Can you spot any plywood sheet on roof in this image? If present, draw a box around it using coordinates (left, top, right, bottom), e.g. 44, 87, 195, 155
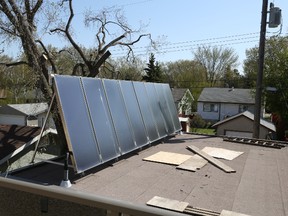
202, 147, 244, 161
176, 154, 208, 172
143, 151, 192, 165
221, 209, 251, 216
147, 196, 189, 212
187, 145, 236, 173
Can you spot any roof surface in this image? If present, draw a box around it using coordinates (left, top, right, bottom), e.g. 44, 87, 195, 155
0, 103, 48, 116
198, 88, 255, 104
11, 133, 288, 216
213, 111, 276, 131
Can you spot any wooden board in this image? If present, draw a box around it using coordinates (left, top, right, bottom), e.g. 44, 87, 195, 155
143, 151, 192, 165
187, 145, 236, 173
176, 154, 208, 172
146, 196, 189, 212
221, 210, 251, 216
202, 147, 244, 161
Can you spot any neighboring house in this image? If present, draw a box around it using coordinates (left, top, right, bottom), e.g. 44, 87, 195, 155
212, 111, 275, 139
171, 88, 194, 116
0, 103, 55, 128
197, 87, 262, 121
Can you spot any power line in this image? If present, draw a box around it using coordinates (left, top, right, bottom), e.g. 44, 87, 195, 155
111, 32, 276, 57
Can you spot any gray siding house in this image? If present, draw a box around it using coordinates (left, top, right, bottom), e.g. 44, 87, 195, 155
197, 87, 262, 121
0, 103, 55, 128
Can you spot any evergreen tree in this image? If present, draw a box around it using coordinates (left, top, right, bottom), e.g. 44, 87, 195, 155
143, 53, 163, 82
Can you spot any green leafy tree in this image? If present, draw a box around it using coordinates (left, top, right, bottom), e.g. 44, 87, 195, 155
163, 60, 207, 111
223, 67, 244, 88
243, 47, 259, 88
243, 36, 288, 140
143, 53, 163, 82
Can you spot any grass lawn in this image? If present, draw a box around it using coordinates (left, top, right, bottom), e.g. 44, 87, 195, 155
190, 128, 216, 135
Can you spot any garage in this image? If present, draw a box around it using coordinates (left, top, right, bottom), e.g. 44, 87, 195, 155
212, 111, 275, 139
225, 130, 253, 138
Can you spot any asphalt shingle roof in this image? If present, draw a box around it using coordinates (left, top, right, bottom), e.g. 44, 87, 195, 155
0, 103, 48, 116
198, 88, 255, 104
11, 134, 288, 216
171, 88, 188, 103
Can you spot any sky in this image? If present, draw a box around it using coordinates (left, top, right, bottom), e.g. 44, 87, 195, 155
6, 0, 288, 74
68, 0, 288, 73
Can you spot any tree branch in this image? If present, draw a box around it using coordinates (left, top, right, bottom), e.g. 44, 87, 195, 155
0, 61, 29, 67
36, 39, 58, 74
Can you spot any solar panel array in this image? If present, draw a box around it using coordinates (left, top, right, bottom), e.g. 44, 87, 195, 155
54, 75, 181, 173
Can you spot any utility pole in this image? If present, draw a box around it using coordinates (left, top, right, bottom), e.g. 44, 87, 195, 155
253, 1, 282, 138
253, 0, 268, 138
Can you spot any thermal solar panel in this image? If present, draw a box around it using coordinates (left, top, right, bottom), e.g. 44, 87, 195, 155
54, 75, 101, 173
119, 81, 149, 147
102, 79, 137, 154
144, 83, 167, 138
133, 81, 160, 142
81, 77, 120, 162
154, 84, 176, 134
54, 75, 181, 173
162, 84, 182, 131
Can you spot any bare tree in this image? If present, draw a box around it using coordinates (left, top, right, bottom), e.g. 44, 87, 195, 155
194, 46, 239, 86
0, 0, 155, 149
50, 0, 153, 77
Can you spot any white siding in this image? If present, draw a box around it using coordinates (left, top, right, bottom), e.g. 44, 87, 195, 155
198, 102, 256, 121
219, 104, 240, 120
0, 114, 26, 126
197, 102, 220, 121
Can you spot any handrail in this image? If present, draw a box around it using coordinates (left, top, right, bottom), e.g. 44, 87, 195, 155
0, 177, 186, 216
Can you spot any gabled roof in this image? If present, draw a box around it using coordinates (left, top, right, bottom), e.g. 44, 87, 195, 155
0, 103, 48, 116
171, 88, 193, 103
213, 111, 276, 131
198, 88, 255, 104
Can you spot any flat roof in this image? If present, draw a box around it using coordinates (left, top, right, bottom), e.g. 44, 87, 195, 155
10, 134, 288, 216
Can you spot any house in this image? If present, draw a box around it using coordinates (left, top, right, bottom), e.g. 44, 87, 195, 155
197, 87, 262, 121
0, 103, 55, 128
212, 111, 276, 139
171, 88, 194, 116
171, 88, 194, 132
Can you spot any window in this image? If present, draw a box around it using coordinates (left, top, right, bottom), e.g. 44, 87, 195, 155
203, 103, 218, 112
239, 104, 248, 113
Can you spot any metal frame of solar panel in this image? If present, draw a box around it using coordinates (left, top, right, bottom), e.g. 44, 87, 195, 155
54, 75, 181, 173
